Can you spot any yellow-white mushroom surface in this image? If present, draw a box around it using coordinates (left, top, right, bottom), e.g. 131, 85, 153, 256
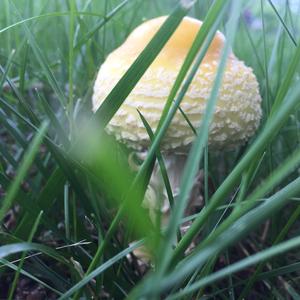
92, 16, 262, 152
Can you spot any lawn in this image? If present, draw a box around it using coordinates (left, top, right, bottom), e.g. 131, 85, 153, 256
1, 0, 300, 299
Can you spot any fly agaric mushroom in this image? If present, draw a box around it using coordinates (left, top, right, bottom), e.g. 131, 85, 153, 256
92, 16, 262, 221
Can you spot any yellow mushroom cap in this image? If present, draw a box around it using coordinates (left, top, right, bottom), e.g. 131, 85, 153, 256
92, 16, 262, 152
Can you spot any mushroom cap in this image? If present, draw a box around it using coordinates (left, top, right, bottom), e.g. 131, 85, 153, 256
92, 16, 262, 152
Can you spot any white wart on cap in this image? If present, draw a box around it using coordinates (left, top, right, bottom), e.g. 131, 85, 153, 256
92, 16, 262, 152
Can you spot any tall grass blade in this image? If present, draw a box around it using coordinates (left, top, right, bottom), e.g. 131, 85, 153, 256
0, 121, 48, 221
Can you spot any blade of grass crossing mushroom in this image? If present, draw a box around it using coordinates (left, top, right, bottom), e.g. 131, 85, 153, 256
129, 1, 228, 230
138, 110, 180, 241
156, 0, 230, 132
157, 0, 243, 276
130, 2, 243, 298
0, 121, 48, 222
172, 81, 300, 264
8, 211, 43, 300
178, 106, 197, 135
138, 110, 175, 209
130, 5, 226, 211
93, 1, 194, 129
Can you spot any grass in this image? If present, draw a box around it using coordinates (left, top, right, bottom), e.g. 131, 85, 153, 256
0, 0, 300, 299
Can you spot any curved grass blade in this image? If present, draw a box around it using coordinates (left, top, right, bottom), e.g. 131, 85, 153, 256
173, 82, 300, 262
168, 235, 300, 299
0, 258, 63, 296
198, 145, 300, 253
74, 0, 130, 50
137, 110, 175, 210
58, 240, 144, 300
238, 205, 300, 298
0, 11, 110, 35
132, 0, 228, 192
138, 110, 179, 241
0, 242, 68, 265
160, 175, 300, 295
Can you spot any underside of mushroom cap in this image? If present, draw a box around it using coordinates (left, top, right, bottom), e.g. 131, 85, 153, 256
92, 16, 262, 153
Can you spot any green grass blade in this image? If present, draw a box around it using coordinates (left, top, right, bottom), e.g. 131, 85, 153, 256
8, 211, 43, 300
160, 175, 300, 294
93, 1, 193, 129
67, 0, 75, 128
0, 121, 48, 221
157, 0, 229, 131
138, 110, 179, 241
74, 0, 130, 50
38, 92, 70, 148
8, 1, 68, 108
268, 0, 297, 46
199, 146, 300, 252
173, 83, 300, 261
168, 235, 300, 299
162, 0, 242, 271
58, 240, 144, 300
133, 0, 228, 192
0, 242, 69, 265
0, 258, 63, 295
138, 110, 175, 211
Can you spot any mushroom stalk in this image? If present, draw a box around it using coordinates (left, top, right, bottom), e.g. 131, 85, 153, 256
141, 153, 203, 224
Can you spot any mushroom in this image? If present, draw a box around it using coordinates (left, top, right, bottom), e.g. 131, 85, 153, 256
92, 16, 262, 225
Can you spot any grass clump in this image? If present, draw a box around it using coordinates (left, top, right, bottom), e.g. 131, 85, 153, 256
1, 0, 300, 299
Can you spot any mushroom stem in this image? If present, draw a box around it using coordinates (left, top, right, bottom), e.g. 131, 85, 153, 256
140, 153, 204, 224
